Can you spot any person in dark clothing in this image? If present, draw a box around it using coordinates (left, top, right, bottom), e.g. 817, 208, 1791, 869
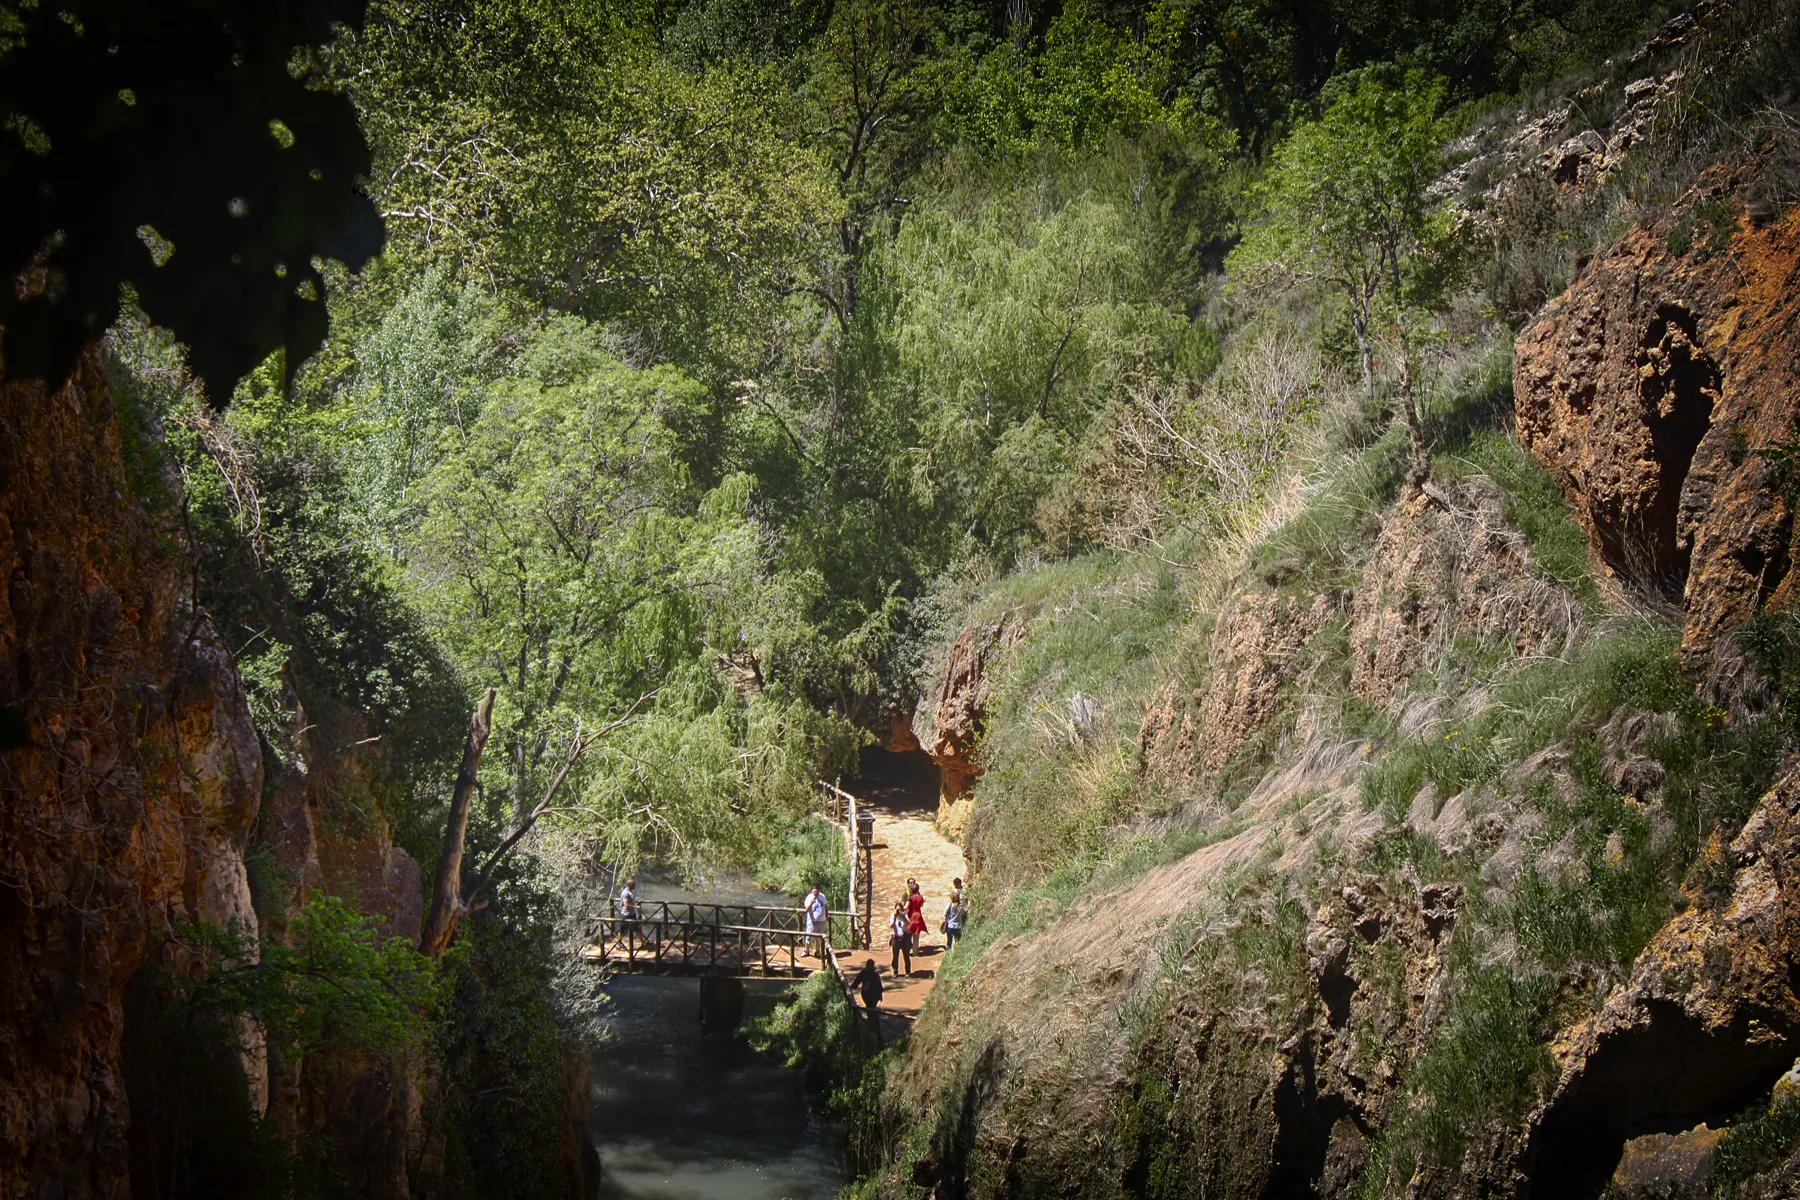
888, 901, 913, 976
853, 958, 884, 1044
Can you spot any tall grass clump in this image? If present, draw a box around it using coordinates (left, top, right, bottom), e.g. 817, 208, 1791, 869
1354, 612, 1789, 1192
949, 549, 1191, 893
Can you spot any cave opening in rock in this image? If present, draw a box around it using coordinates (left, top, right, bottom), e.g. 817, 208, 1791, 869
1525, 999, 1792, 1200
1594, 304, 1719, 600
847, 745, 941, 815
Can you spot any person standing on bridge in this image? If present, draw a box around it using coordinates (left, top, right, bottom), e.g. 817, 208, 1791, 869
619, 878, 641, 946
889, 901, 913, 976
804, 884, 829, 956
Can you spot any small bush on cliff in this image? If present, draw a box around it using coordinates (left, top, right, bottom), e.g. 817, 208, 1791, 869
163, 895, 438, 1061
436, 870, 585, 1200
1711, 1090, 1800, 1199
742, 970, 897, 1176
136, 896, 438, 1197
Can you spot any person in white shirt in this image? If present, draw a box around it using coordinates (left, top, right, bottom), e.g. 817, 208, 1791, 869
889, 901, 912, 976
804, 884, 829, 956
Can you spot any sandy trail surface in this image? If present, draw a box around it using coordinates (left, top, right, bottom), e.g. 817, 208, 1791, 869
831, 749, 967, 1042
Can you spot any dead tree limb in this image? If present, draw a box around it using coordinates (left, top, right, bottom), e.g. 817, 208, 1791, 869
420, 688, 495, 958
463, 689, 656, 906
421, 688, 657, 956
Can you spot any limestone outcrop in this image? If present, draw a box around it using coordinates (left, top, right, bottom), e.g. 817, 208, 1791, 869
913, 614, 1022, 829
1514, 177, 1800, 660
1348, 478, 1577, 705
1140, 589, 1330, 789
1528, 761, 1800, 1196
0, 347, 263, 1198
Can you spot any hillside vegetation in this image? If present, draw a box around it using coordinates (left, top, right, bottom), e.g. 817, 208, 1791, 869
6, 0, 1800, 1195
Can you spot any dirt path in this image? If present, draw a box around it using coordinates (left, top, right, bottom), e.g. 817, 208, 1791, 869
831, 749, 967, 1041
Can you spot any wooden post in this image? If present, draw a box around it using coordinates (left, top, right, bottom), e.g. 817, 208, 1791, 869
846, 785, 857, 953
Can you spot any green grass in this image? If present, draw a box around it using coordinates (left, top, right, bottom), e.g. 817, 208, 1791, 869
1363, 963, 1557, 1194
1711, 1094, 1800, 1198
1252, 420, 1410, 595
1443, 428, 1600, 606
755, 814, 852, 915
954, 546, 1192, 892
1352, 614, 1788, 1194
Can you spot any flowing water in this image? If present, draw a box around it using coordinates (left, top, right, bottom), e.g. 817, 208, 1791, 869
589, 871, 846, 1200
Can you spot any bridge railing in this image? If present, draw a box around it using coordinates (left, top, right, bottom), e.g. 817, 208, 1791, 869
598, 900, 866, 969
595, 913, 850, 976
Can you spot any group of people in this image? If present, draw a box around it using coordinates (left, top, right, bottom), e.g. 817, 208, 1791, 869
618, 872, 969, 1041
883, 876, 966, 975
850, 877, 967, 1041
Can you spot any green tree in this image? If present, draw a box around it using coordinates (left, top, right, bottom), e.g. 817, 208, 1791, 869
882, 184, 1186, 556
339, 2, 839, 372
947, 0, 1201, 157
410, 339, 709, 820
1229, 70, 1451, 480
800, 0, 944, 331
345, 263, 505, 555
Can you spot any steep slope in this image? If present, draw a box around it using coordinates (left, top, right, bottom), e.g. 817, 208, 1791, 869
867, 188, 1800, 1200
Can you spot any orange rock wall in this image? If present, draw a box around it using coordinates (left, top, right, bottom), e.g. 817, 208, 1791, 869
1515, 182, 1800, 659
0, 349, 263, 1197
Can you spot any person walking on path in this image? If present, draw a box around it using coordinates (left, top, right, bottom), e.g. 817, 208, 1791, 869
853, 958, 884, 1044
941, 894, 966, 951
906, 880, 928, 947
803, 884, 829, 957
889, 901, 913, 976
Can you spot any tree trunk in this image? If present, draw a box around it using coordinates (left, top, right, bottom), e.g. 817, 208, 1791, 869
1385, 252, 1429, 490
420, 688, 495, 958
1350, 300, 1376, 405
1400, 339, 1429, 489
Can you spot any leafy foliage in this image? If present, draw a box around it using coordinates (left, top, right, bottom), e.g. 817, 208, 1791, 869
435, 877, 579, 1200
68, 0, 1784, 1193
337, 2, 839, 371
1231, 70, 1454, 416
2, 0, 380, 400
162, 895, 438, 1061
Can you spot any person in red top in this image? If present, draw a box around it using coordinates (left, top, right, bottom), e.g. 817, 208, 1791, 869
905, 880, 928, 943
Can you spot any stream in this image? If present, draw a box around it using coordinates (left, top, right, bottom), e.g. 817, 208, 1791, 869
588, 871, 847, 1200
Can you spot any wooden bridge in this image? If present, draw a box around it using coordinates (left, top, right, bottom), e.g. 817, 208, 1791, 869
581, 899, 866, 978
582, 781, 879, 981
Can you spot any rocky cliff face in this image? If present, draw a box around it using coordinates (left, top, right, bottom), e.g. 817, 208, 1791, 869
891, 190, 1800, 1200
0, 347, 263, 1198
1527, 760, 1800, 1196
1515, 175, 1800, 661
914, 614, 1022, 833
256, 719, 430, 1194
